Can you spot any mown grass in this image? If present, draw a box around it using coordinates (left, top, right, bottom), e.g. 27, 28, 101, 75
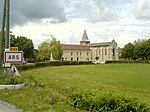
0, 64, 150, 112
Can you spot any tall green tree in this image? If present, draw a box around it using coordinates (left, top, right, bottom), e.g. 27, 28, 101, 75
38, 38, 63, 61
121, 39, 150, 60
10, 35, 34, 59
121, 43, 135, 60
134, 39, 150, 60
37, 40, 51, 60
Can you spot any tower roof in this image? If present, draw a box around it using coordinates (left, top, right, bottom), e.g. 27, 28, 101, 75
81, 30, 89, 42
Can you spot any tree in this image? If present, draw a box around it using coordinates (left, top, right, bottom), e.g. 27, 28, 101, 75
121, 39, 150, 60
121, 43, 135, 60
37, 40, 51, 61
50, 38, 63, 60
37, 38, 63, 61
10, 35, 34, 59
134, 39, 150, 60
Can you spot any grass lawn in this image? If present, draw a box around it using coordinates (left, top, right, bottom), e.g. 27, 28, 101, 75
0, 64, 150, 112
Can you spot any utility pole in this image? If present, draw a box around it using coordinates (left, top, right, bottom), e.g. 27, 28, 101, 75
0, 0, 10, 70
5, 0, 10, 49
0, 0, 7, 69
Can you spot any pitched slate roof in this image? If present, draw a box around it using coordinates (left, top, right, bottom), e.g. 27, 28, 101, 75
90, 40, 117, 47
62, 44, 90, 50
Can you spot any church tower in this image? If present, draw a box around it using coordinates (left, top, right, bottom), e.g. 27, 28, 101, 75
80, 30, 90, 46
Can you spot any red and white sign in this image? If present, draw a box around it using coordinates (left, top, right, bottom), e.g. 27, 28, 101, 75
4, 51, 23, 64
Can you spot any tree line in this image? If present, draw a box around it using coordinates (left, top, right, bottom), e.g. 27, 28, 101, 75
3, 32, 149, 62
11, 35, 62, 62
121, 39, 150, 60
0, 32, 63, 62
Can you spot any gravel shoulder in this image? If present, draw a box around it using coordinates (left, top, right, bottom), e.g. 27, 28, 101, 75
0, 100, 22, 112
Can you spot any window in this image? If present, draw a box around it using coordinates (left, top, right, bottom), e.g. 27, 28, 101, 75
112, 48, 115, 57
102, 49, 104, 61
105, 49, 107, 55
87, 51, 89, 56
86, 58, 89, 61
71, 50, 73, 56
71, 57, 73, 61
77, 52, 78, 55
77, 57, 79, 61
80, 52, 82, 56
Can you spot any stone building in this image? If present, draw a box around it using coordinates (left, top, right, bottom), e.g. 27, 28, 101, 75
62, 30, 119, 63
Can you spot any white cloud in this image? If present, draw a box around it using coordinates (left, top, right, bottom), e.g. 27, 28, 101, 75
135, 0, 150, 19
12, 18, 88, 48
12, 17, 150, 49
1, 0, 150, 49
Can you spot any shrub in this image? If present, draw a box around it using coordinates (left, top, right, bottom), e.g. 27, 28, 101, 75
16, 61, 93, 71
105, 60, 150, 64
0, 75, 26, 85
16, 64, 35, 71
68, 92, 149, 112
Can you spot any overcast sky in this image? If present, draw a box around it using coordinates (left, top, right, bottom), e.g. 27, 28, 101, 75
0, 0, 150, 48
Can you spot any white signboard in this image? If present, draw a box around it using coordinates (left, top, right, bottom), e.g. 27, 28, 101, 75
4, 51, 23, 64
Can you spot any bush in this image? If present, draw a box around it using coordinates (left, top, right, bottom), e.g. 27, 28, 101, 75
105, 60, 150, 64
16, 61, 93, 71
0, 75, 26, 85
68, 92, 149, 112
16, 64, 35, 71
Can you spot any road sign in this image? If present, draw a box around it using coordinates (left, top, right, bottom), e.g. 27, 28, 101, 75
10, 47, 18, 51
11, 65, 21, 76
4, 51, 23, 64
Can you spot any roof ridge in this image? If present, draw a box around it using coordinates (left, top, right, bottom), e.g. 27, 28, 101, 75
90, 42, 111, 44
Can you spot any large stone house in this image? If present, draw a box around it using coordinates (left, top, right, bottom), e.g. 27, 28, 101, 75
62, 30, 119, 63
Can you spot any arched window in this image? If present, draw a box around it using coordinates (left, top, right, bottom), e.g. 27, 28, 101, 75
112, 48, 115, 57
105, 49, 107, 55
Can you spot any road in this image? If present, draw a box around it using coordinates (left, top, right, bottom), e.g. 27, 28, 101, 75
0, 100, 22, 112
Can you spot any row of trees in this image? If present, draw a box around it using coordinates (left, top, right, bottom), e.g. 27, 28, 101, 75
7, 33, 150, 62
10, 35, 62, 62
121, 39, 150, 60
0, 31, 63, 62
9, 34, 150, 62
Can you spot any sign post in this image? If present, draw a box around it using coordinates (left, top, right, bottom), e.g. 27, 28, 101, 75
10, 47, 18, 52
4, 51, 23, 64
4, 50, 23, 80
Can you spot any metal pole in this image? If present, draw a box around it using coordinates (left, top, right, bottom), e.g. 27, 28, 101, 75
0, 0, 7, 69
5, 0, 10, 49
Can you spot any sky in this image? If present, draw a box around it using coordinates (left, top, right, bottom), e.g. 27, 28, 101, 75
0, 0, 150, 48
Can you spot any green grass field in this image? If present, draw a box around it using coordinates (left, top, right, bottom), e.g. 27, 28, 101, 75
0, 64, 150, 112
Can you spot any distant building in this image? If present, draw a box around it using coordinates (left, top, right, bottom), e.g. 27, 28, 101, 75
62, 30, 119, 63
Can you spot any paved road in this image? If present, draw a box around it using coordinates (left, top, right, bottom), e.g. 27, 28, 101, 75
0, 100, 22, 112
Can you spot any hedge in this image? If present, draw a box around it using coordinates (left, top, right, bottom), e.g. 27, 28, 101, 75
16, 61, 93, 71
68, 92, 149, 112
105, 60, 150, 64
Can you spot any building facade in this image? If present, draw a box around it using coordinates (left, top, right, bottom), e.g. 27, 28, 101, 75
62, 30, 119, 63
